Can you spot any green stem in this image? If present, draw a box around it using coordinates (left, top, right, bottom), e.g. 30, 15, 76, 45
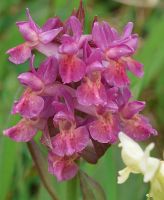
27, 141, 59, 200
67, 176, 78, 200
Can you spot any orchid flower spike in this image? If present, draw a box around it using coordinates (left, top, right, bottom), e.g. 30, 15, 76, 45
4, 1, 158, 181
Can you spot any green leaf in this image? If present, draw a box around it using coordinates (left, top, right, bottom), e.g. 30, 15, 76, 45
79, 170, 107, 200
38, 186, 52, 200
82, 146, 117, 200
0, 70, 21, 200
66, 176, 78, 200
0, 138, 21, 200
131, 14, 164, 98
27, 141, 59, 200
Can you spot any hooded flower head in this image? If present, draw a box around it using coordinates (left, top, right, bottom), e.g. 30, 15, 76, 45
76, 71, 107, 106
120, 100, 157, 140
51, 108, 89, 156
92, 21, 138, 59
6, 9, 63, 64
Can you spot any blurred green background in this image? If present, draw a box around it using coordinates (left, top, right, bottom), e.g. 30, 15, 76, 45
0, 0, 164, 199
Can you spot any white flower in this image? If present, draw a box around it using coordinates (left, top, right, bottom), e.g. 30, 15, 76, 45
150, 161, 164, 200
118, 132, 164, 200
113, 0, 159, 8
118, 132, 160, 183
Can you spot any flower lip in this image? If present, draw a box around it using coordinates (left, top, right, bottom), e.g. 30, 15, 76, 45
3, 119, 38, 142
76, 72, 107, 107
6, 43, 32, 65
48, 152, 79, 181
59, 54, 86, 83
51, 124, 90, 157
89, 112, 120, 143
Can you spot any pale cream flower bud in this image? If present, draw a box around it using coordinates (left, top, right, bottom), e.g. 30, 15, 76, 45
149, 161, 164, 200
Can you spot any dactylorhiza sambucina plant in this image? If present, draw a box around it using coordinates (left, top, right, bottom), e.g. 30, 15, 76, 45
3, 2, 157, 183
118, 132, 164, 200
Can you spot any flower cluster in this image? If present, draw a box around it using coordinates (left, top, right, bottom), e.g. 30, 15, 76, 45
118, 132, 164, 200
3, 3, 157, 181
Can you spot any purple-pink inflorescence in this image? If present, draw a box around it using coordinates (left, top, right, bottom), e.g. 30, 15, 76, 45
3, 3, 157, 181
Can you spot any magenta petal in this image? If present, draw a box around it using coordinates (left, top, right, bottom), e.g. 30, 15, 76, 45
36, 43, 59, 57
16, 21, 38, 42
54, 160, 78, 181
122, 22, 133, 38
122, 114, 158, 141
37, 56, 58, 84
51, 126, 89, 156
102, 21, 115, 44
85, 49, 104, 73
26, 8, 40, 33
57, 160, 78, 181
106, 87, 131, 109
104, 62, 130, 87
86, 61, 104, 74
12, 91, 44, 118
126, 57, 144, 77
48, 152, 78, 181
18, 72, 43, 91
92, 22, 109, 50
39, 97, 56, 118
83, 40, 92, 61
89, 115, 119, 143
68, 16, 82, 40
106, 100, 118, 112
51, 134, 68, 156
111, 27, 119, 40
106, 87, 119, 102
3, 120, 37, 142
106, 87, 123, 111
86, 48, 103, 65
106, 44, 133, 59
124, 35, 138, 51
122, 101, 145, 119
114, 87, 131, 108
42, 17, 63, 31
52, 102, 69, 116
6, 44, 31, 64
54, 111, 74, 125
76, 77, 107, 106
59, 55, 86, 83
29, 55, 37, 74
92, 21, 138, 55
72, 126, 89, 152
59, 35, 78, 55
39, 27, 63, 44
